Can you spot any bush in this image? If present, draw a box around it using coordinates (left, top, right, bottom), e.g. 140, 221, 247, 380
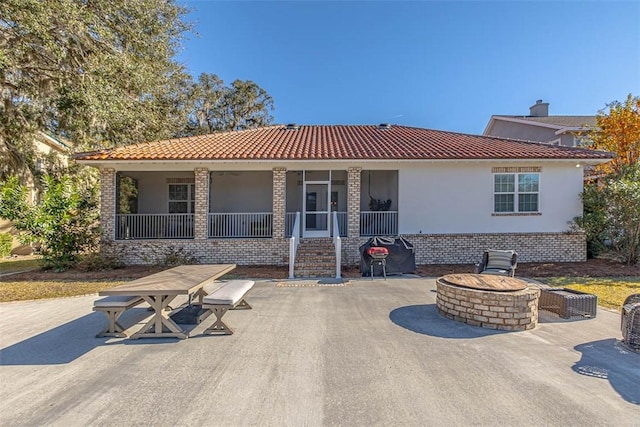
0, 233, 12, 257
576, 164, 640, 265
0, 175, 100, 271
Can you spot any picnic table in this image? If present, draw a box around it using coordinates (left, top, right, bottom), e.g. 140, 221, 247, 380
99, 264, 236, 339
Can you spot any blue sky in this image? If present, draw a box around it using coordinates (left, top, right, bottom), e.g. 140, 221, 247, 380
178, 1, 640, 135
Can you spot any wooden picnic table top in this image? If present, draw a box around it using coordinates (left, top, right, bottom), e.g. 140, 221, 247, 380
438, 273, 527, 292
99, 264, 236, 296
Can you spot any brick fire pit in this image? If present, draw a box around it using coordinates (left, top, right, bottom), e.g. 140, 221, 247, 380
436, 273, 540, 331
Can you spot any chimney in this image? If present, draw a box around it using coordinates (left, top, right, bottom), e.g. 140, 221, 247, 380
529, 99, 549, 117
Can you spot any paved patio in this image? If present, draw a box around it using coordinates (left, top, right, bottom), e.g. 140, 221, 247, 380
0, 277, 638, 426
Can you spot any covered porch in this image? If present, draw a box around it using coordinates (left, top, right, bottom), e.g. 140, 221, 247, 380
108, 168, 398, 240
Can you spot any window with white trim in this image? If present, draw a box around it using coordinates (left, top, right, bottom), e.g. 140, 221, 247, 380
494, 173, 539, 213
168, 184, 195, 213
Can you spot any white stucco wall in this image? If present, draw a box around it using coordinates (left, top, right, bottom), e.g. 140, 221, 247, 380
123, 171, 194, 213
398, 162, 584, 234
210, 171, 272, 212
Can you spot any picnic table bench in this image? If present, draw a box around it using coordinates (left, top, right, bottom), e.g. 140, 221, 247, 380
95, 264, 236, 339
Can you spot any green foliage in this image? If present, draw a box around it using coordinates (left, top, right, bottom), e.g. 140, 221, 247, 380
1, 0, 193, 180
576, 164, 640, 265
76, 251, 124, 272
0, 233, 12, 257
186, 73, 275, 134
0, 175, 100, 270
158, 246, 198, 268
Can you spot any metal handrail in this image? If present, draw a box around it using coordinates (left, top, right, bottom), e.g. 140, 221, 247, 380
332, 211, 341, 279
289, 212, 300, 279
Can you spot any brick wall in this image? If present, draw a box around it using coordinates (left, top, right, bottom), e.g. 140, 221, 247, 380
194, 168, 209, 239
340, 232, 586, 265
110, 238, 290, 265
272, 168, 286, 238
347, 167, 361, 238
105, 231, 585, 266
99, 168, 116, 241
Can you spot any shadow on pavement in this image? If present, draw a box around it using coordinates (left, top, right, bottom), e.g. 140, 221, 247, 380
389, 304, 507, 338
572, 338, 640, 405
0, 308, 150, 365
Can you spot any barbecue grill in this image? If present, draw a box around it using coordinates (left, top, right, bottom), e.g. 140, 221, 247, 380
366, 246, 389, 279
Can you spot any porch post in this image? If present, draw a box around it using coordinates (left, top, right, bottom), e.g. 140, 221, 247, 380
194, 168, 209, 240
347, 167, 361, 238
272, 167, 286, 238
100, 168, 116, 241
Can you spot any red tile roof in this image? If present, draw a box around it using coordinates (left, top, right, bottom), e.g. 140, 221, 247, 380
74, 125, 614, 162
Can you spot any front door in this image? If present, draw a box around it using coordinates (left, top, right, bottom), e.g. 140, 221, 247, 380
303, 182, 330, 237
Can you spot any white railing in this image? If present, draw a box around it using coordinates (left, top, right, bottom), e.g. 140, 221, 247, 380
332, 211, 341, 279
285, 212, 299, 238
208, 213, 273, 238
116, 214, 194, 239
286, 211, 347, 237
289, 212, 300, 279
360, 211, 398, 236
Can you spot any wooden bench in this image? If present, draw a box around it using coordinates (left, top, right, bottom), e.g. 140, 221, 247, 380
93, 296, 145, 337
201, 280, 255, 335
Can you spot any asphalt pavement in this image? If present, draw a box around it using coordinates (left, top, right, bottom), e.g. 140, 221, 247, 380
0, 277, 638, 426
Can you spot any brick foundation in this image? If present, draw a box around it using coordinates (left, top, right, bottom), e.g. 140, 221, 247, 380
104, 231, 585, 266
341, 232, 586, 265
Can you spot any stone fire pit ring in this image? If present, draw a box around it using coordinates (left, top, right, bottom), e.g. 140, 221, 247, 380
436, 274, 540, 331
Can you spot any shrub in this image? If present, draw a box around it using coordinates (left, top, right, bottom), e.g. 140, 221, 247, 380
0, 233, 12, 257
0, 175, 100, 271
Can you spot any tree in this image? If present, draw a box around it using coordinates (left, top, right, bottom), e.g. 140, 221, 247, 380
576, 164, 640, 265
0, 174, 100, 270
1, 0, 192, 181
186, 73, 274, 134
588, 94, 640, 175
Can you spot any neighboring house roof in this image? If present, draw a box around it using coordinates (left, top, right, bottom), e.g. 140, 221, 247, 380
501, 115, 596, 128
74, 124, 613, 163
483, 115, 596, 136
37, 131, 71, 152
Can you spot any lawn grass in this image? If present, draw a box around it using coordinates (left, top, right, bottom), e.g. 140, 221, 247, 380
538, 277, 640, 311
0, 280, 127, 302
0, 258, 41, 274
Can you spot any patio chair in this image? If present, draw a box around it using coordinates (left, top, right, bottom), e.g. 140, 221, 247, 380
621, 293, 640, 351
475, 249, 517, 277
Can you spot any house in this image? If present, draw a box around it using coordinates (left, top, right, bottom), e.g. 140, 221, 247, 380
483, 100, 596, 147
1, 131, 70, 255
74, 124, 613, 274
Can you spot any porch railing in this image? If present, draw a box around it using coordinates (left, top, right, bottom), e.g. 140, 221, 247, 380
116, 214, 194, 239
360, 211, 398, 236
285, 211, 347, 237
208, 212, 273, 238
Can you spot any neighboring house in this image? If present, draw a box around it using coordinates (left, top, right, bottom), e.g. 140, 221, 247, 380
484, 100, 596, 147
1, 131, 70, 254
74, 124, 613, 272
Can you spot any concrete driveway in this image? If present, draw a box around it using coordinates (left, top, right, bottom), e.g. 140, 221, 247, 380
1, 277, 638, 426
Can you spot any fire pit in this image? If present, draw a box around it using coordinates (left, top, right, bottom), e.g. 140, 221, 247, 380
436, 273, 540, 331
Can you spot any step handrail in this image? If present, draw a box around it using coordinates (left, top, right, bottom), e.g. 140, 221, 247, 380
288, 212, 300, 279
332, 211, 341, 279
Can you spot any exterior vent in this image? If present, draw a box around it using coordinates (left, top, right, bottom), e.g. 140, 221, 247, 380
286, 123, 299, 130
378, 123, 391, 130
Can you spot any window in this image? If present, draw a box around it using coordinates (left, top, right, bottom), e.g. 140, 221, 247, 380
494, 173, 539, 213
168, 184, 195, 213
